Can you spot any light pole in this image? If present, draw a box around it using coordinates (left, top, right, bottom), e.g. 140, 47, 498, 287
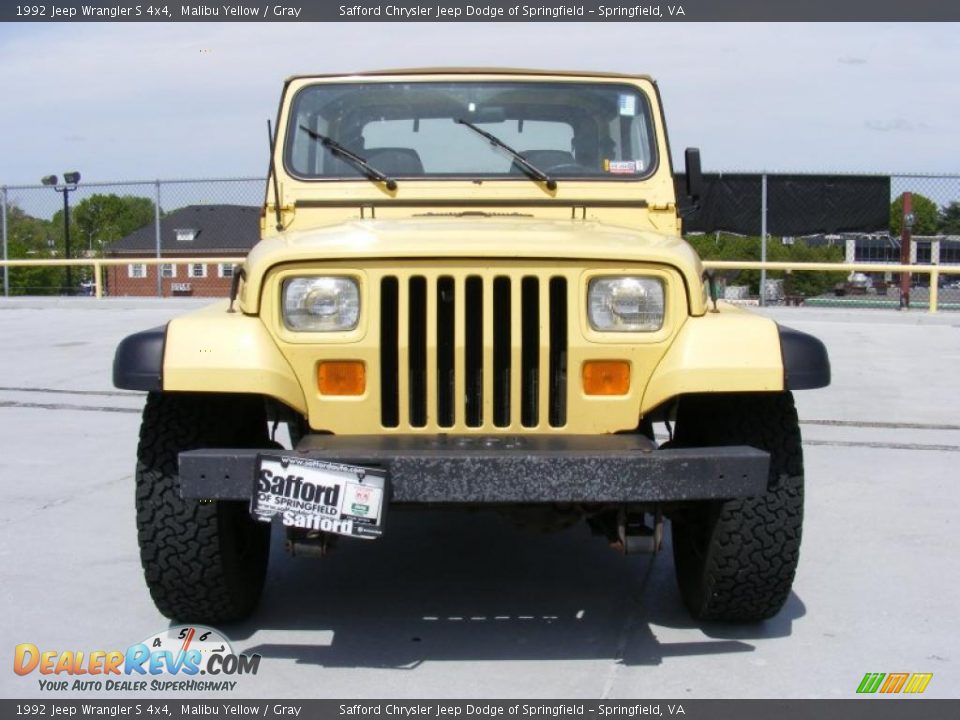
41, 171, 81, 294
899, 192, 914, 311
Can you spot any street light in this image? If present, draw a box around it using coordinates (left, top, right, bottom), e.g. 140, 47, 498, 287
42, 171, 81, 294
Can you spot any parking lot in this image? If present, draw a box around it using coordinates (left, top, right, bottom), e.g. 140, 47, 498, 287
0, 298, 957, 699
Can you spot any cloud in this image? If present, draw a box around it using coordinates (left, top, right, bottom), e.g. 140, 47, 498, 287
2, 22, 959, 180
864, 118, 932, 133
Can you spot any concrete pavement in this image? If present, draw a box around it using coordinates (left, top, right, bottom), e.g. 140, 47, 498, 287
0, 298, 957, 699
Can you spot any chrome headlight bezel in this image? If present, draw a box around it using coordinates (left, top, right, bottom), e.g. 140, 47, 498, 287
281, 276, 360, 332
588, 276, 665, 332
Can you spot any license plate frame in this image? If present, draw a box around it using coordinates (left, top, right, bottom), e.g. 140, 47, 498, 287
251, 454, 387, 539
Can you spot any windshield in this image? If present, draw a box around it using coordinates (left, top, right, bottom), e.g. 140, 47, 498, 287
285, 80, 658, 181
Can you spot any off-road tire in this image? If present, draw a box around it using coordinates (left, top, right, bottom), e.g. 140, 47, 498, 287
136, 392, 271, 624
670, 392, 803, 622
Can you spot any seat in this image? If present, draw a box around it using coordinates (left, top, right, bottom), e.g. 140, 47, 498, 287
364, 147, 424, 175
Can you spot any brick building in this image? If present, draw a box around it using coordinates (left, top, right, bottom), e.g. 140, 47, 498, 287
105, 205, 260, 297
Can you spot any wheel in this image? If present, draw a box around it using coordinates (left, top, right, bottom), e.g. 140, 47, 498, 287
669, 392, 804, 622
135, 392, 271, 624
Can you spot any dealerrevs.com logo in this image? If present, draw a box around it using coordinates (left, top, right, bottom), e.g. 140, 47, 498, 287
14, 626, 260, 692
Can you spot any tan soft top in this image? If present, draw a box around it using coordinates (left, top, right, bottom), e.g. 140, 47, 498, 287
285, 67, 655, 83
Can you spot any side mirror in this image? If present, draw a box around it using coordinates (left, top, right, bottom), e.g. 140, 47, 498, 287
684, 147, 702, 202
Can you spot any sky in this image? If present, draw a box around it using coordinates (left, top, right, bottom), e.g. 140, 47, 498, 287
0, 21, 958, 186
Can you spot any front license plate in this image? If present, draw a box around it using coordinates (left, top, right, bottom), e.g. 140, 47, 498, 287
251, 454, 387, 539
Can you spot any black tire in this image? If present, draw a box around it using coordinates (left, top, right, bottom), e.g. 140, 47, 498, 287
136, 392, 270, 624
670, 392, 803, 622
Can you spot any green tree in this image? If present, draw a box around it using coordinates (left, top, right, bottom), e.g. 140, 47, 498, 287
51, 193, 156, 258
890, 193, 940, 236
940, 201, 960, 235
687, 233, 845, 297
4, 204, 64, 295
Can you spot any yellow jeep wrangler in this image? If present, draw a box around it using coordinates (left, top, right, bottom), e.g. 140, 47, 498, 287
114, 69, 830, 625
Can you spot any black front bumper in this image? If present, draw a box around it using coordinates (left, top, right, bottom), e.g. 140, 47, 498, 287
178, 434, 770, 504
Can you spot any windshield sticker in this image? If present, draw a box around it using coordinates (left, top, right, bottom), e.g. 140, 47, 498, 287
604, 159, 639, 174
618, 94, 637, 116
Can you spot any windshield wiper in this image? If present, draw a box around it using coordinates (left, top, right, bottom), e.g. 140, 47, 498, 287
454, 118, 557, 191
298, 125, 397, 191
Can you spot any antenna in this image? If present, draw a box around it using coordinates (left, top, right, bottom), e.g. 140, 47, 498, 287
267, 119, 283, 231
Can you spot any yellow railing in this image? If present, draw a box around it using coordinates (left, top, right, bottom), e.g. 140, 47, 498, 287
0, 257, 245, 299
2, 258, 960, 311
702, 261, 960, 314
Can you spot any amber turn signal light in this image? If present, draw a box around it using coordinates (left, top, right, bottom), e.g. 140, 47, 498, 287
582, 360, 630, 396
317, 361, 366, 396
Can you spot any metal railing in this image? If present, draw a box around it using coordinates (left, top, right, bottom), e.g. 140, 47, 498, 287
3, 172, 959, 303
701, 261, 960, 313
2, 258, 960, 312
0, 257, 244, 299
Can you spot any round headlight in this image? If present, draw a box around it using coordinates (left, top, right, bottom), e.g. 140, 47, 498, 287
282, 276, 360, 331
588, 276, 664, 331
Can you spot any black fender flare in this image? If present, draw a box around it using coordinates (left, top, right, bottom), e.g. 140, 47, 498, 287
113, 325, 166, 391
778, 324, 831, 390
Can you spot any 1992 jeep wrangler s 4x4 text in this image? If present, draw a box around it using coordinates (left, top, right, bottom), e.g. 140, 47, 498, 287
114, 69, 830, 625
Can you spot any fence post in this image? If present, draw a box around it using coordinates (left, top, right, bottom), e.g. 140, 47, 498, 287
1, 186, 8, 297
94, 261, 103, 299
899, 192, 912, 310
154, 180, 162, 298
929, 268, 939, 313
760, 173, 768, 306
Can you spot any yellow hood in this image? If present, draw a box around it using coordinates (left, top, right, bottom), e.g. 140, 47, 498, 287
240, 216, 705, 314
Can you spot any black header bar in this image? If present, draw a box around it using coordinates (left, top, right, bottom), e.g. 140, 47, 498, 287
1, 700, 959, 720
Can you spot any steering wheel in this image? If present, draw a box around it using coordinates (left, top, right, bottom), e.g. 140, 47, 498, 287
543, 163, 588, 175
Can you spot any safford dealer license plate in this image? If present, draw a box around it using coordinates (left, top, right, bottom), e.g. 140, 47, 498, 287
251, 455, 386, 539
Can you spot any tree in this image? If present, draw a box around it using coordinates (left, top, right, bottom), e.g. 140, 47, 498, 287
4, 204, 64, 295
686, 233, 845, 297
940, 201, 960, 235
890, 193, 940, 236
51, 193, 156, 257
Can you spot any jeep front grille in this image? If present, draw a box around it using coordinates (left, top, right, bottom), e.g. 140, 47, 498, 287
379, 273, 568, 430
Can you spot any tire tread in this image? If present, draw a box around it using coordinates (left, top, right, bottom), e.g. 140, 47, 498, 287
672, 392, 804, 622
136, 393, 269, 624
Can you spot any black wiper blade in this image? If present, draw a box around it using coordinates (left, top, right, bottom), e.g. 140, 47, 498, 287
298, 125, 397, 191
454, 118, 557, 191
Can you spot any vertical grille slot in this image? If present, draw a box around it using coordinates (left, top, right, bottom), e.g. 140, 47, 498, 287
380, 277, 399, 428
464, 276, 484, 427
549, 276, 568, 427
492, 276, 511, 427
379, 269, 569, 431
408, 276, 427, 428
521, 277, 540, 427
436, 276, 455, 428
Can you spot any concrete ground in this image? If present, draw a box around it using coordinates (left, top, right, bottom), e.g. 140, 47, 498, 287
0, 298, 957, 699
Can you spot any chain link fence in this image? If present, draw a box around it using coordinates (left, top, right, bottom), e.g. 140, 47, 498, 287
682, 172, 960, 310
1, 177, 263, 296
2, 173, 959, 309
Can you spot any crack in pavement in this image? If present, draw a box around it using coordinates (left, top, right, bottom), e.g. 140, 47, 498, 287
804, 439, 960, 452
802, 419, 960, 431
0, 400, 140, 414
0, 474, 131, 527
0, 386, 143, 398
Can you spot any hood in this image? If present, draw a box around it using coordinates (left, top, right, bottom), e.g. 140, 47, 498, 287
240, 216, 704, 313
